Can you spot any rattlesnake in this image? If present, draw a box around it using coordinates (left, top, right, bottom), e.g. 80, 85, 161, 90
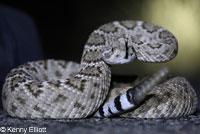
2, 20, 197, 119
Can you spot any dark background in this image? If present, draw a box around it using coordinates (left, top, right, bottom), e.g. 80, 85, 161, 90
0, 0, 200, 78
0, 0, 145, 62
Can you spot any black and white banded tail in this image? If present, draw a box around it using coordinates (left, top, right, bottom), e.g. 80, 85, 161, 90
94, 67, 169, 117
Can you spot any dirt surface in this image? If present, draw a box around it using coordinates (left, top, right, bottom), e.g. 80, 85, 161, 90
0, 109, 200, 134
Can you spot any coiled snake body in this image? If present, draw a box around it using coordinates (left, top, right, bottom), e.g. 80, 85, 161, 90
2, 21, 197, 118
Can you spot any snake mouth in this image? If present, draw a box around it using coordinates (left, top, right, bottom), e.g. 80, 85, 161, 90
122, 44, 137, 63
124, 41, 129, 59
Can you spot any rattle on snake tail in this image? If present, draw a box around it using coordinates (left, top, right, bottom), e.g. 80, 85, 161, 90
2, 20, 197, 119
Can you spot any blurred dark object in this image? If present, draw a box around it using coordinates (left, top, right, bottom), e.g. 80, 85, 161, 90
0, 5, 43, 108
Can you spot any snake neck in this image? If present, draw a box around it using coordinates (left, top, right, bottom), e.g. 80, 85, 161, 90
80, 42, 111, 89
80, 31, 110, 83
76, 33, 111, 110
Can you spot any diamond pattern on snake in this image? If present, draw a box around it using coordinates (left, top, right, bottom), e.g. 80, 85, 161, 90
2, 20, 197, 118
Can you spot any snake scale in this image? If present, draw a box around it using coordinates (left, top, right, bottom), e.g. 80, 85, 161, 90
2, 20, 197, 119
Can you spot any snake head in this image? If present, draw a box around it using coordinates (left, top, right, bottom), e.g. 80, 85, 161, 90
100, 20, 178, 64
101, 37, 136, 64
